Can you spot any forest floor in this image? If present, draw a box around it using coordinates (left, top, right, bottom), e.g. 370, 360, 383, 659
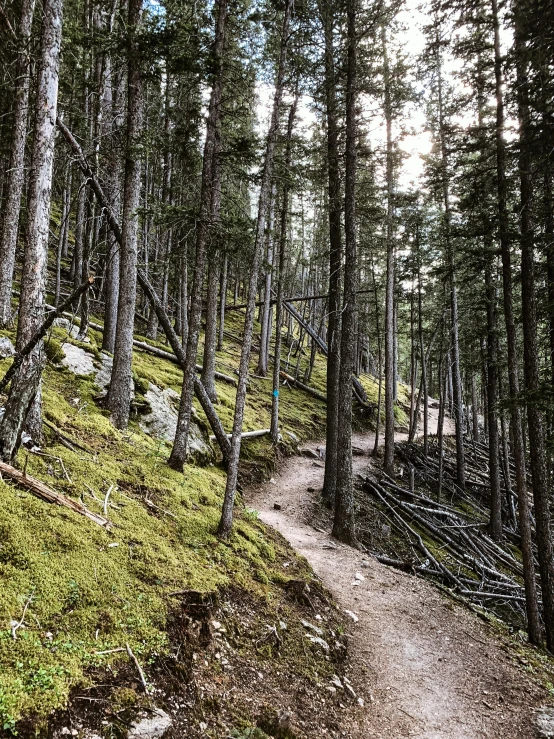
248, 411, 554, 738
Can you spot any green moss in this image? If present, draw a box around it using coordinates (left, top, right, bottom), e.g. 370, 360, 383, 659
0, 307, 344, 731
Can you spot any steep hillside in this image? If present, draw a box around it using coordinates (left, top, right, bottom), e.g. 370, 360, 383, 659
0, 310, 374, 738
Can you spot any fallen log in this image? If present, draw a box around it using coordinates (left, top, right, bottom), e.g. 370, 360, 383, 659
0, 460, 110, 528
279, 371, 327, 403
0, 277, 95, 394
209, 428, 270, 442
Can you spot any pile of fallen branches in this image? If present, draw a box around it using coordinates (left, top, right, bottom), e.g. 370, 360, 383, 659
357, 440, 536, 629
396, 437, 519, 528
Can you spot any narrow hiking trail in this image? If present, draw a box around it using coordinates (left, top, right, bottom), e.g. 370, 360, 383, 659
247, 415, 549, 738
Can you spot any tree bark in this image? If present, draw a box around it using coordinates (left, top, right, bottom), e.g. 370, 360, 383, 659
271, 96, 298, 443
484, 261, 502, 540
383, 25, 396, 478
0, 0, 36, 327
218, 0, 291, 539
436, 35, 465, 488
0, 0, 63, 461
514, 8, 554, 650
332, 0, 358, 546
107, 0, 144, 429
490, 0, 540, 645
169, 0, 228, 469
318, 0, 342, 506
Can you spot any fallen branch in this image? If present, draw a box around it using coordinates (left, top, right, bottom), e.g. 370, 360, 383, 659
43, 419, 91, 454
103, 484, 114, 517
11, 592, 34, 639
0, 460, 110, 528
0, 277, 95, 394
209, 428, 270, 442
279, 371, 327, 403
125, 643, 150, 694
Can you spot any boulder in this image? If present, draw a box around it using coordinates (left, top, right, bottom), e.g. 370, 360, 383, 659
0, 336, 15, 359
128, 708, 172, 739
139, 383, 214, 465
61, 344, 95, 376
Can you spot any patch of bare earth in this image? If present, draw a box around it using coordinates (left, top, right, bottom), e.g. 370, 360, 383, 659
248, 421, 551, 738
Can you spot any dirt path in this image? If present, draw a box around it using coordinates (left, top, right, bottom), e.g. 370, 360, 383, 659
248, 416, 548, 738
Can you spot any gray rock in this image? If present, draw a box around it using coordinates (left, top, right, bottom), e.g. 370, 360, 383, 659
61, 344, 95, 375
128, 708, 172, 739
0, 336, 15, 359
304, 634, 329, 651
140, 384, 179, 441
301, 619, 324, 636
536, 707, 554, 738
139, 383, 214, 465
286, 430, 299, 444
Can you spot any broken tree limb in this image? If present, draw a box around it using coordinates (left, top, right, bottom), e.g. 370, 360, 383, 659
132, 339, 237, 386
125, 642, 150, 694
56, 117, 232, 466
209, 428, 270, 442
225, 289, 373, 311
275, 293, 368, 404
0, 460, 110, 528
0, 277, 95, 394
279, 371, 327, 403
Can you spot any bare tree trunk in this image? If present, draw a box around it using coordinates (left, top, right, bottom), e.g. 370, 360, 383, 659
471, 372, 479, 441
484, 260, 502, 540
217, 252, 228, 351
318, 0, 342, 504
107, 0, 144, 429
271, 96, 298, 443
169, 0, 228, 470
383, 25, 396, 478
0, 0, 62, 460
218, 0, 291, 539
103, 62, 126, 354
0, 0, 36, 327
514, 11, 554, 650
436, 37, 465, 488
257, 188, 276, 376
332, 0, 358, 546
372, 252, 383, 455
491, 0, 541, 644
55, 161, 71, 305
201, 259, 220, 401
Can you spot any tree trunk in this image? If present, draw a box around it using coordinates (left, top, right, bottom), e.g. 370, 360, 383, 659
514, 9, 554, 650
436, 37, 465, 488
169, 0, 228, 470
484, 261, 502, 540
383, 25, 396, 478
218, 0, 291, 538
201, 258, 220, 402
318, 0, 342, 505
0, 0, 63, 461
332, 0, 357, 546
217, 253, 228, 351
0, 0, 36, 327
491, 0, 540, 645
107, 0, 144, 429
271, 96, 298, 443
